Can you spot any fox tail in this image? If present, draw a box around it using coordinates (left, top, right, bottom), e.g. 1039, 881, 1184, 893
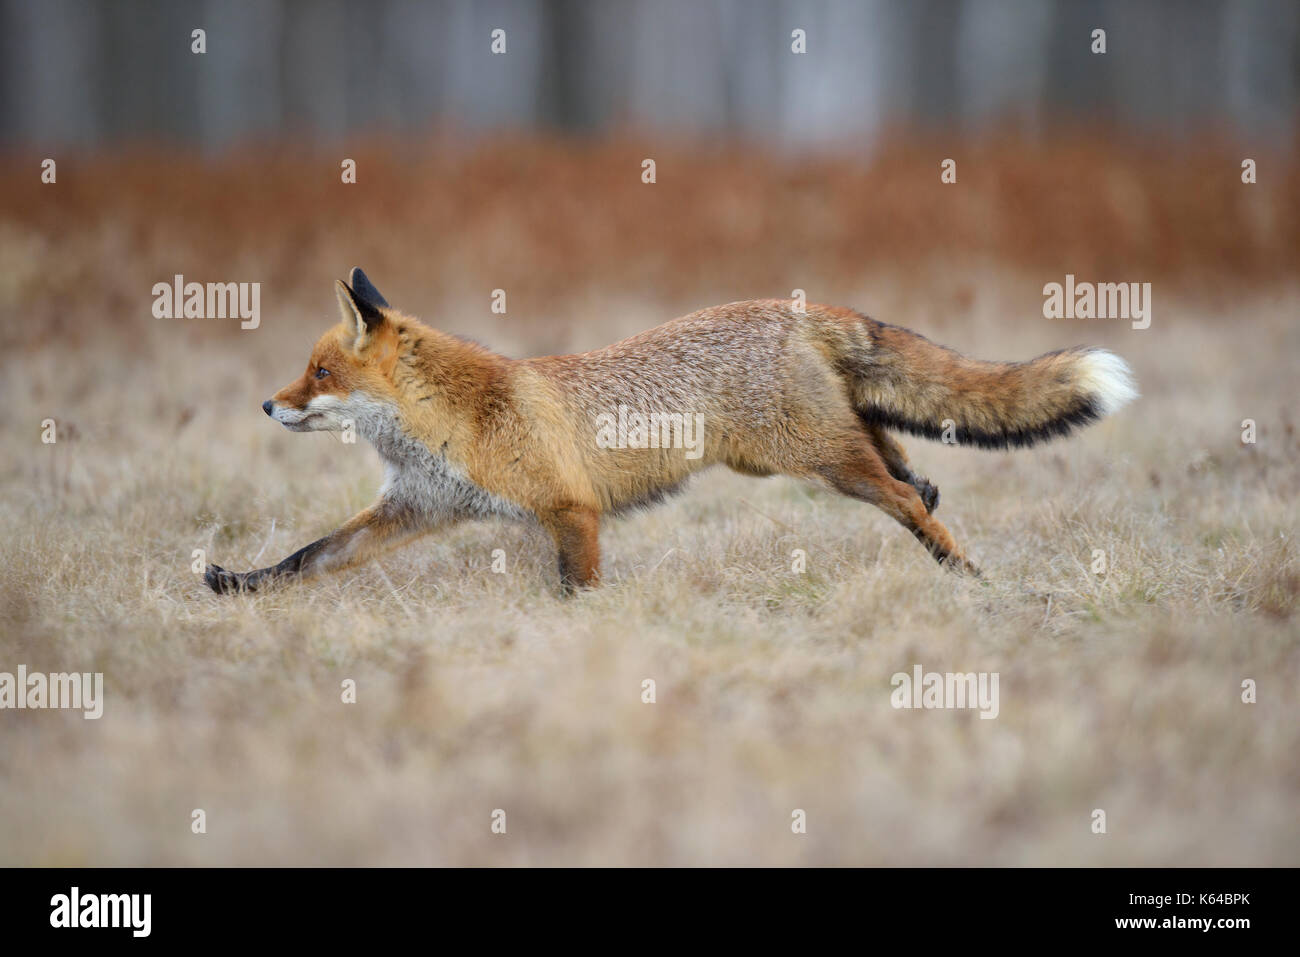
850, 321, 1137, 449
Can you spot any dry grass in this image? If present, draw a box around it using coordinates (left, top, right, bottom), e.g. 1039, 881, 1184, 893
0, 135, 1297, 865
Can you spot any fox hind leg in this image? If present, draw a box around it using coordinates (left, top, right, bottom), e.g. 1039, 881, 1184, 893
864, 423, 939, 514
819, 442, 977, 575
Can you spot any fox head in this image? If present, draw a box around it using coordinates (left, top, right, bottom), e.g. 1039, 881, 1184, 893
263, 268, 405, 434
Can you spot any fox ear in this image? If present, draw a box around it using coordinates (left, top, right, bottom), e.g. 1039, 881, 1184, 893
348, 267, 389, 309
335, 279, 385, 348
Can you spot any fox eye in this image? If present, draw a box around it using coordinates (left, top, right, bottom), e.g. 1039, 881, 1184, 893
315, 367, 330, 379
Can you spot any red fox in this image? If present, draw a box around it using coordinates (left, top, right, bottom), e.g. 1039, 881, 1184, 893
205, 268, 1136, 595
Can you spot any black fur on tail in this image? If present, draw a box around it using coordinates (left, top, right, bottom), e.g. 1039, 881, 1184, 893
857, 395, 1105, 452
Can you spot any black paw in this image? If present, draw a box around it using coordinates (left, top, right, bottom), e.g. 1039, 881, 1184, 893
912, 475, 939, 513
205, 564, 254, 595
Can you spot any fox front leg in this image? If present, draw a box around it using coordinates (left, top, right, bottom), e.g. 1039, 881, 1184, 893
205, 502, 428, 594
537, 504, 602, 594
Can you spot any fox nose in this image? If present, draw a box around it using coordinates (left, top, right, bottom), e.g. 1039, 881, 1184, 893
262, 400, 274, 417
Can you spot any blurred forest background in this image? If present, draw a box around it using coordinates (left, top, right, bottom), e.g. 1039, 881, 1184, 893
2, 0, 1298, 149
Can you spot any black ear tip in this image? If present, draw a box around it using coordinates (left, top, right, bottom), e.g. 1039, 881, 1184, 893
347, 267, 389, 309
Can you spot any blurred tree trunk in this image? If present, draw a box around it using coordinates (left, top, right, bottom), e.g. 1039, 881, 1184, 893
0, 0, 1296, 149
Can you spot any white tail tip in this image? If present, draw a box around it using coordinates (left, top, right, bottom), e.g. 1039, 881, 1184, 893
1078, 349, 1138, 416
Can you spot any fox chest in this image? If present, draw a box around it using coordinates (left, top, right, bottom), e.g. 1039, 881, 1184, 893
371, 425, 525, 521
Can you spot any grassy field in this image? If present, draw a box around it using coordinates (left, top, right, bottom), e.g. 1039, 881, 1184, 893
0, 137, 1297, 865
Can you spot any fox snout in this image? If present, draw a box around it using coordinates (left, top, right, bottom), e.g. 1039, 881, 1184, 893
263, 391, 354, 432
264, 397, 298, 422
263, 396, 313, 430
